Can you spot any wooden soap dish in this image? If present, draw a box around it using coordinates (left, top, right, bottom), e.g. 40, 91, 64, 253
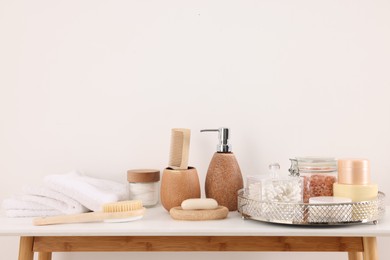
169, 206, 228, 221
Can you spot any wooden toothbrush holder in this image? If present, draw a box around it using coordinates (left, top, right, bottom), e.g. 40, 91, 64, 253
160, 167, 201, 211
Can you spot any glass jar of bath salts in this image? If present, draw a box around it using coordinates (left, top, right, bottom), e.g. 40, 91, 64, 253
127, 169, 160, 207
289, 157, 337, 203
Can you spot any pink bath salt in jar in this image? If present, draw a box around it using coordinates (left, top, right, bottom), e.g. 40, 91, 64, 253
289, 157, 337, 203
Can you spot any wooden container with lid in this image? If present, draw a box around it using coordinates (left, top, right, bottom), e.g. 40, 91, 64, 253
127, 169, 160, 207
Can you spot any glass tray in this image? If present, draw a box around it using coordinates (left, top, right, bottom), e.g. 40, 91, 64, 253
237, 188, 386, 225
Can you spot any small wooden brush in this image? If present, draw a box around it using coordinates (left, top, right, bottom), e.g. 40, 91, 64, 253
168, 128, 191, 170
33, 200, 145, 226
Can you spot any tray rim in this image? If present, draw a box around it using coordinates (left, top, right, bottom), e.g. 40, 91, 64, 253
237, 189, 386, 226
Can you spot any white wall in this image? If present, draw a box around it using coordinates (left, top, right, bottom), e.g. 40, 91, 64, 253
1, 0, 390, 259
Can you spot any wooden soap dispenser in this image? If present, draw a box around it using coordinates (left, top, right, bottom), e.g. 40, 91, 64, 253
201, 128, 243, 211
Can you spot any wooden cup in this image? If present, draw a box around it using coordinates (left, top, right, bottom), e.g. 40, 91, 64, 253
160, 167, 201, 211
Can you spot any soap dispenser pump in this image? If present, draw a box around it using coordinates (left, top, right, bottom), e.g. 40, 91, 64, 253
201, 128, 243, 211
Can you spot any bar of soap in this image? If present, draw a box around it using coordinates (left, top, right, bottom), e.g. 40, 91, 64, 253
333, 183, 378, 221
309, 196, 352, 204
181, 198, 218, 210
333, 183, 378, 202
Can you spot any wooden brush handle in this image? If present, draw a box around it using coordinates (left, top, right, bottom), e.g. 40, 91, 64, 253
33, 208, 145, 226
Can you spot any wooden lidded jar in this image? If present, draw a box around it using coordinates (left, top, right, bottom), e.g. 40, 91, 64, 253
127, 169, 160, 207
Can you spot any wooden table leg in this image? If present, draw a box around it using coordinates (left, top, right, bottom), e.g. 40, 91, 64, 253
348, 252, 363, 260
38, 252, 52, 260
363, 237, 378, 260
18, 237, 34, 260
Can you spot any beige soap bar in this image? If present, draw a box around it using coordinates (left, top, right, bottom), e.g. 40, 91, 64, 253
181, 198, 218, 210
333, 183, 378, 202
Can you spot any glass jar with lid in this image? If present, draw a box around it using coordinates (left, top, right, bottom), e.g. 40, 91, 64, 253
246, 163, 303, 203
289, 157, 337, 203
127, 169, 160, 207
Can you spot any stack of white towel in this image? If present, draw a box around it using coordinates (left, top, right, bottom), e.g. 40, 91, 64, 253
2, 171, 129, 217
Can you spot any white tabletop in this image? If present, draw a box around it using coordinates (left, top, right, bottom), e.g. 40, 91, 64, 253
0, 206, 389, 237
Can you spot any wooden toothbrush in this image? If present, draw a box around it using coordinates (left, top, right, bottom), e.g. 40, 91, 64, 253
33, 200, 145, 226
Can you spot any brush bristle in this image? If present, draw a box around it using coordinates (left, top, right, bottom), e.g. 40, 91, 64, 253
102, 200, 143, 213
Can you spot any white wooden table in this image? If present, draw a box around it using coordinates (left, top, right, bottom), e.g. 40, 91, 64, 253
0, 206, 389, 260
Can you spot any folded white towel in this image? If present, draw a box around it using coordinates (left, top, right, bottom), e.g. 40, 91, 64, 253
22, 186, 89, 214
44, 171, 129, 212
2, 198, 62, 217
3, 197, 49, 210
5, 209, 62, 218
1, 170, 130, 217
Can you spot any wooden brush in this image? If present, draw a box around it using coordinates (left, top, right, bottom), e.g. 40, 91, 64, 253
33, 200, 145, 226
168, 128, 190, 170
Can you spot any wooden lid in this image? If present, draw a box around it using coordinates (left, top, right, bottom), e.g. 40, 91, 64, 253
127, 169, 160, 183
